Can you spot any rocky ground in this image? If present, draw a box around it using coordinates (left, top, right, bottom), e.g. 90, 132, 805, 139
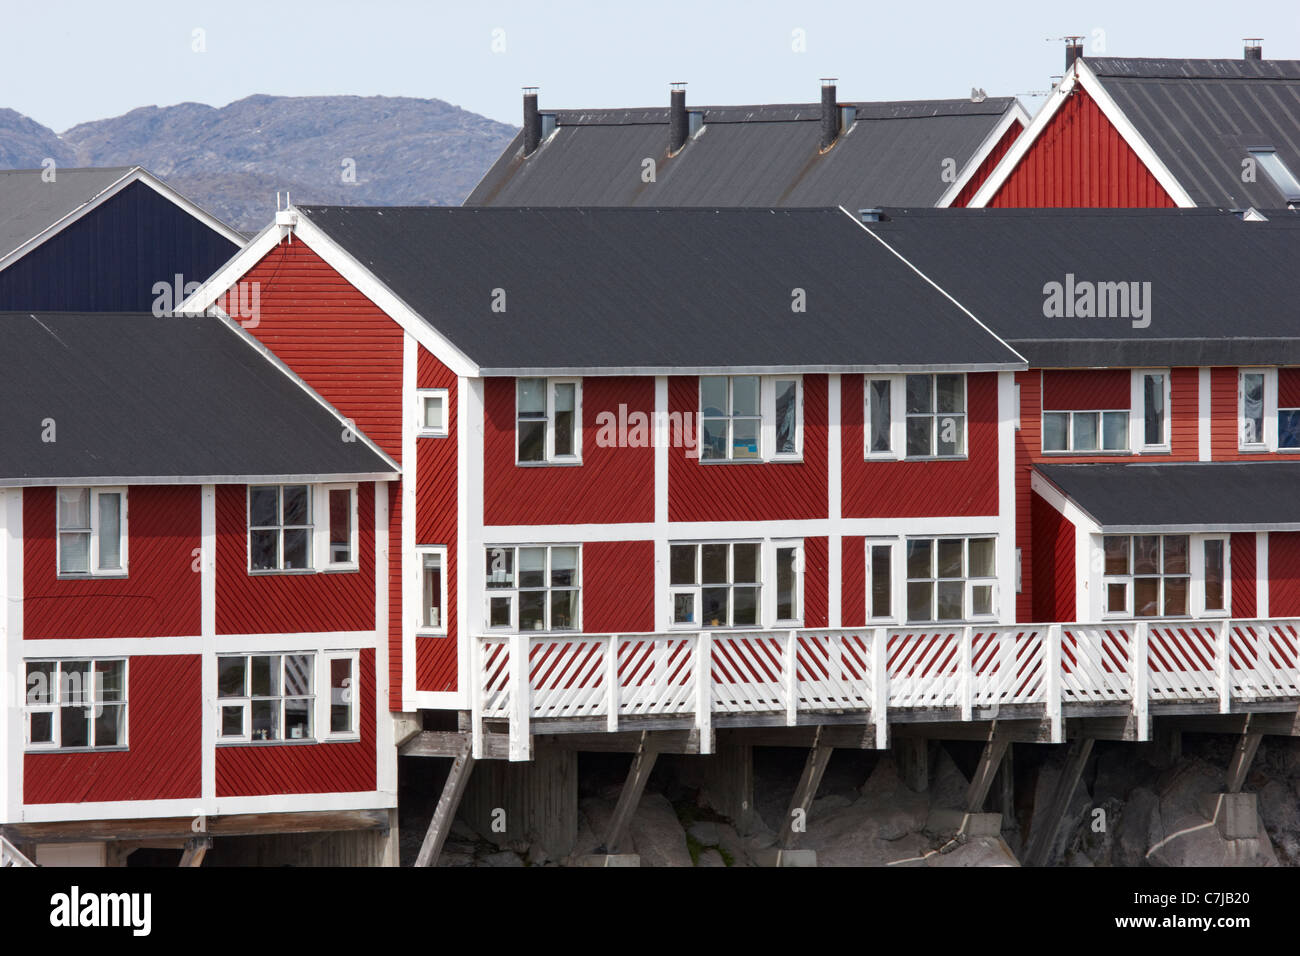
397, 735, 1300, 867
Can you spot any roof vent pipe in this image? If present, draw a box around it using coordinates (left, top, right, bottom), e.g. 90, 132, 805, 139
1064, 37, 1084, 72
820, 79, 839, 150
1244, 39, 1263, 60
669, 83, 688, 154
523, 87, 541, 156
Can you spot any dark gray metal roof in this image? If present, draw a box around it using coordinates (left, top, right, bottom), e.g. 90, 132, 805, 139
1037, 461, 1300, 531
0, 311, 396, 483
0, 167, 135, 260
866, 206, 1300, 368
466, 98, 1020, 209
297, 204, 1024, 374
1084, 57, 1300, 208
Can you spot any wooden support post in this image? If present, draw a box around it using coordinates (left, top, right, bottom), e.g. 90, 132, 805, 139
895, 736, 929, 793
1225, 731, 1263, 794
994, 743, 1016, 829
178, 836, 211, 868
966, 737, 1010, 813
603, 732, 659, 855
779, 728, 833, 850
1023, 737, 1094, 867
415, 745, 477, 867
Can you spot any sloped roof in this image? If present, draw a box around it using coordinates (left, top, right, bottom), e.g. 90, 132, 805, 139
0, 311, 396, 484
1084, 57, 1300, 208
1038, 461, 1300, 531
466, 97, 1022, 209
0, 167, 135, 260
295, 204, 1024, 374
866, 206, 1300, 367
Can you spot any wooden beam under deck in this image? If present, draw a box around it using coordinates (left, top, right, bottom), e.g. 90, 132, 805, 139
1, 809, 392, 845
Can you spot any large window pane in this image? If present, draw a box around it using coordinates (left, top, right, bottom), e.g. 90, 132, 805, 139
1072, 412, 1099, 451
61, 707, 90, 748
282, 529, 310, 570
936, 414, 965, 456
906, 417, 932, 457
905, 375, 931, 414
731, 377, 759, 416
907, 540, 932, 579
422, 552, 443, 629
251, 655, 279, 698
553, 382, 576, 456
1134, 577, 1160, 617
775, 381, 798, 455
1144, 374, 1165, 445
486, 548, 514, 588
1133, 536, 1160, 575
1162, 536, 1188, 575
517, 378, 545, 415
26, 662, 54, 705
936, 581, 964, 620
1102, 411, 1129, 450
1042, 412, 1068, 451
936, 539, 964, 579
870, 545, 892, 618
1242, 373, 1264, 444
701, 544, 729, 584
517, 420, 545, 462
732, 587, 759, 626
907, 581, 932, 623
701, 588, 729, 627
249, 486, 278, 527
673, 593, 696, 625
1280, 409, 1300, 449
59, 532, 90, 574
550, 590, 578, 629
97, 493, 122, 570
1107, 582, 1128, 614
250, 529, 278, 571
1163, 576, 1188, 616
700, 377, 727, 417
868, 380, 892, 453
670, 545, 696, 585
95, 703, 125, 747
519, 591, 546, 630
1104, 536, 1129, 575
282, 485, 309, 526
218, 657, 246, 698
330, 658, 353, 733
732, 544, 759, 584
731, 419, 760, 459
1204, 541, 1225, 612
776, 547, 797, 621
967, 538, 995, 578
329, 489, 352, 564
701, 418, 727, 460
936, 375, 964, 414
95, 660, 124, 701
518, 548, 546, 588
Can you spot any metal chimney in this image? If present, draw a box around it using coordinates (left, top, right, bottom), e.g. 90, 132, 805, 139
1064, 37, 1084, 72
820, 79, 839, 150
1244, 39, 1263, 60
523, 87, 541, 156
669, 83, 688, 153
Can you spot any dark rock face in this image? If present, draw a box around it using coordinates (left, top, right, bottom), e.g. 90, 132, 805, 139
2, 95, 517, 231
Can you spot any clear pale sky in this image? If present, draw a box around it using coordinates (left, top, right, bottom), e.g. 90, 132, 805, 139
5, 0, 1298, 132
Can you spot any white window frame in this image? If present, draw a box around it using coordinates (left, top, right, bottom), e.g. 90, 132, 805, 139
903, 373, 968, 460
1131, 369, 1171, 453
1101, 533, 1229, 620
865, 538, 897, 622
56, 486, 128, 577
668, 540, 765, 630
316, 483, 359, 571
864, 377, 903, 460
770, 539, 805, 626
516, 378, 582, 465
1237, 367, 1278, 452
699, 376, 804, 463
484, 544, 582, 632
904, 536, 998, 624
1040, 409, 1130, 454
216, 652, 317, 744
417, 545, 449, 636
24, 658, 128, 751
247, 484, 314, 574
418, 388, 450, 438
321, 650, 361, 740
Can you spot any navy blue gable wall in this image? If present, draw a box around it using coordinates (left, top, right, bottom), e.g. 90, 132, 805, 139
0, 180, 240, 311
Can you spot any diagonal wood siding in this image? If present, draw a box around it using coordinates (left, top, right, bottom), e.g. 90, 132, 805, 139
416, 348, 459, 693
582, 540, 655, 633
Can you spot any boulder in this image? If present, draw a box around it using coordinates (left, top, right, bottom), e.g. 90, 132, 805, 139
688, 820, 722, 846
696, 848, 726, 867
925, 836, 1019, 867
627, 793, 693, 867
1258, 779, 1300, 865
481, 850, 524, 867
797, 801, 931, 866
929, 747, 970, 811
1113, 787, 1161, 868
858, 756, 930, 840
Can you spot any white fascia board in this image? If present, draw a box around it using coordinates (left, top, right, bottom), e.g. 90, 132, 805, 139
967, 73, 1081, 208
0, 473, 396, 488
176, 221, 284, 314
129, 167, 247, 247
1029, 470, 1102, 534
479, 362, 1026, 376
936, 101, 1031, 208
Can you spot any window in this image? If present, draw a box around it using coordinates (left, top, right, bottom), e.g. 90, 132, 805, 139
324, 651, 359, 738
700, 376, 802, 462
1138, 372, 1169, 449
867, 541, 894, 620
774, 543, 802, 624
905, 374, 966, 458
419, 389, 449, 438
670, 541, 762, 628
57, 487, 126, 576
1240, 371, 1266, 448
249, 485, 312, 571
1281, 406, 1300, 449
517, 378, 580, 463
322, 485, 356, 568
486, 545, 580, 631
418, 546, 447, 633
1248, 148, 1300, 202
25, 659, 126, 750
865, 378, 895, 456
1103, 535, 1188, 617
218, 654, 314, 742
1042, 410, 1129, 453
905, 537, 996, 623
1203, 539, 1226, 613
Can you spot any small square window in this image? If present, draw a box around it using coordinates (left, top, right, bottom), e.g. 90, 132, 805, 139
419, 390, 449, 437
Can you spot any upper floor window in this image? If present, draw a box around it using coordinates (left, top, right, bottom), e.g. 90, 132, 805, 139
1137, 371, 1169, 451
865, 378, 895, 457
418, 545, 447, 634
1042, 410, 1129, 453
57, 487, 126, 577
906, 374, 966, 458
905, 536, 996, 623
486, 545, 580, 631
700, 376, 802, 462
248, 483, 357, 574
419, 389, 449, 438
517, 378, 580, 464
25, 659, 126, 750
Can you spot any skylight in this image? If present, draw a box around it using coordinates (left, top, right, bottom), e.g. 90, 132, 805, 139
1249, 148, 1300, 202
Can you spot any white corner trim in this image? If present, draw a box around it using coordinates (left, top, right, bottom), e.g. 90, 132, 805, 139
1257, 532, 1269, 618
827, 374, 842, 628
1198, 367, 1212, 461
997, 371, 1018, 623
374, 481, 397, 795
936, 101, 1031, 208
1030, 470, 1102, 535
401, 333, 418, 712
200, 485, 216, 802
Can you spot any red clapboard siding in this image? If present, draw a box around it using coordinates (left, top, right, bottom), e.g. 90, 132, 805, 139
1269, 533, 1300, 618
25, 655, 201, 804
842, 373, 998, 518
214, 483, 374, 634
582, 541, 655, 633
1280, 369, 1300, 409
24, 486, 200, 639
951, 119, 1024, 208
841, 536, 866, 628
484, 377, 654, 525
1041, 369, 1130, 409
802, 536, 829, 628
1231, 532, 1257, 618
1210, 367, 1275, 461
416, 348, 459, 693
1031, 492, 1076, 622
215, 649, 377, 796
986, 87, 1176, 208
669, 375, 828, 523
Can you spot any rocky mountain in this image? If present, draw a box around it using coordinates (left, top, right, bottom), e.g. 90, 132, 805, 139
2, 95, 517, 231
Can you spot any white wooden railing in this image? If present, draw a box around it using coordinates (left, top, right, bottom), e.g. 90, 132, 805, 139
472, 619, 1300, 760
1, 834, 34, 867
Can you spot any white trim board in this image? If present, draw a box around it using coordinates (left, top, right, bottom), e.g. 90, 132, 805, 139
936, 100, 1032, 208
